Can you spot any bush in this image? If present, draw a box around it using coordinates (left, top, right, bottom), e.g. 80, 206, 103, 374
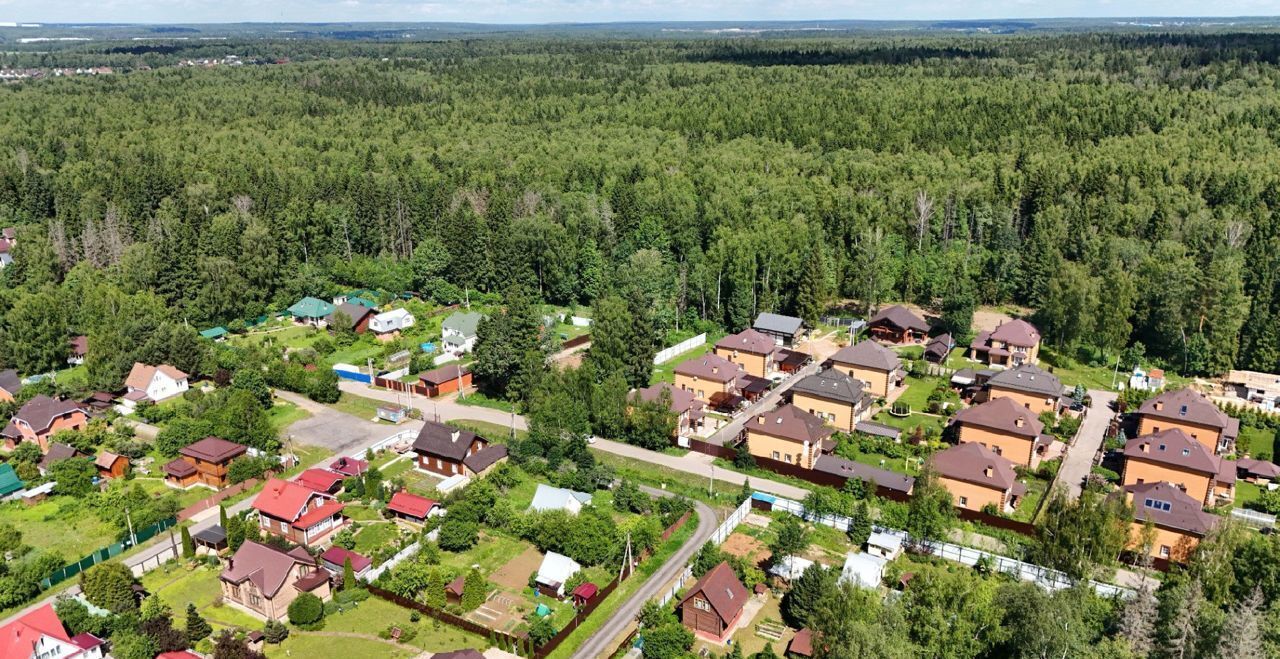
1090, 465, 1120, 483
437, 518, 479, 552
263, 619, 289, 644
287, 592, 324, 626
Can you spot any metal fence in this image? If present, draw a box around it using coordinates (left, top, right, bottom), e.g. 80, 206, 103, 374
333, 366, 373, 383
653, 333, 707, 365
1231, 507, 1276, 529
364, 541, 420, 582
41, 517, 177, 588
658, 496, 752, 607
759, 493, 1134, 599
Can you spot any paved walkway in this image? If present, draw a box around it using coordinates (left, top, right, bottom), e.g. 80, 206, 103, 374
1058, 389, 1118, 499
705, 360, 822, 446
568, 489, 717, 659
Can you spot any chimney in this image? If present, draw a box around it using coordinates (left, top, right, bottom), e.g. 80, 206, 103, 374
776, 416, 782, 424
757, 415, 765, 425
1015, 417, 1024, 428
983, 466, 993, 478
451, 430, 461, 443
1154, 401, 1163, 411
712, 366, 718, 375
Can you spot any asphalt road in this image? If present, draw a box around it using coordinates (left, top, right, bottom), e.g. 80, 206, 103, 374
705, 360, 822, 446
1058, 389, 1118, 499
567, 488, 717, 659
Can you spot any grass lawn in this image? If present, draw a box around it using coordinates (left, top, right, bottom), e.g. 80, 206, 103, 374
233, 323, 318, 350
456, 390, 516, 413
308, 595, 489, 652
1239, 423, 1276, 459
141, 563, 263, 631
593, 450, 755, 510
1, 497, 120, 560
1011, 476, 1050, 522
267, 634, 420, 659
892, 375, 944, 413
871, 409, 945, 436
400, 468, 446, 498
381, 456, 417, 480
447, 419, 525, 443
329, 393, 392, 422
438, 531, 534, 575
131, 477, 218, 510
268, 400, 311, 433
345, 504, 384, 521
650, 342, 714, 385
1235, 481, 1265, 509
353, 522, 404, 554
543, 512, 698, 659
326, 341, 385, 369
712, 593, 791, 658
838, 445, 922, 476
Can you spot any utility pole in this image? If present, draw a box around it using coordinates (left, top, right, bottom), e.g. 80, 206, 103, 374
125, 508, 136, 547
709, 465, 714, 498
1111, 355, 1122, 390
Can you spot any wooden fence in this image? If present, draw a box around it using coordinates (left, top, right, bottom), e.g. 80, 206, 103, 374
176, 477, 262, 522
367, 586, 530, 654
562, 334, 592, 350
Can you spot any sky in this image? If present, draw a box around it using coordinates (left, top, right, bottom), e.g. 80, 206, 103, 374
3, 0, 1280, 25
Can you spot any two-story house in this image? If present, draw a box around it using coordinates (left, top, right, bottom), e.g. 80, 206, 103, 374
673, 354, 744, 406
411, 420, 508, 477
677, 562, 749, 642
867, 305, 930, 344
742, 404, 834, 469
752, 312, 805, 347
0, 603, 105, 659
120, 362, 189, 409
632, 382, 706, 438
220, 540, 332, 620
1123, 481, 1220, 564
714, 329, 780, 378
163, 436, 247, 490
950, 396, 1053, 468
251, 478, 348, 547
969, 319, 1041, 367
984, 364, 1064, 417
441, 311, 484, 354
828, 339, 903, 399
1122, 429, 1235, 506
1135, 388, 1239, 455
930, 442, 1026, 513
1, 395, 88, 452
788, 367, 870, 432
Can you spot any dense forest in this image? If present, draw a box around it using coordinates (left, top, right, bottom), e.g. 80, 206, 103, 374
3, 32, 1280, 382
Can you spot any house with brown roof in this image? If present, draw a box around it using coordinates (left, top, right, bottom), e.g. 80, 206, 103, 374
930, 443, 1026, 513
251, 478, 349, 547
0, 368, 21, 402
418, 364, 472, 398
677, 561, 749, 642
386, 490, 441, 523
325, 302, 374, 334
1, 395, 88, 452
411, 420, 507, 477
164, 436, 247, 490
742, 404, 834, 470
38, 443, 82, 475
969, 319, 1041, 367
119, 362, 189, 410
1135, 388, 1239, 455
951, 397, 1053, 468
673, 353, 745, 407
1122, 429, 1234, 506
632, 382, 707, 438
867, 305, 930, 344
220, 540, 332, 620
94, 451, 129, 480
789, 367, 870, 432
1236, 458, 1280, 484
1123, 481, 1219, 563
924, 334, 954, 364
714, 329, 781, 378
828, 339, 903, 399
984, 364, 1064, 417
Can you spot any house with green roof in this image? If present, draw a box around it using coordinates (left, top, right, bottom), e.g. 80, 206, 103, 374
199, 326, 229, 342
0, 463, 24, 497
442, 311, 485, 353
288, 297, 337, 327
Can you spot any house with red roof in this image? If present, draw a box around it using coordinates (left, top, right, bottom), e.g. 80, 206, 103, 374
220, 540, 332, 620
295, 468, 345, 495
0, 602, 104, 659
328, 456, 368, 478
251, 478, 348, 547
386, 490, 441, 523
677, 561, 749, 642
319, 546, 373, 579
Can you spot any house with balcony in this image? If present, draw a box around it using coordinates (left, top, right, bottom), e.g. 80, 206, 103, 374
220, 540, 332, 620
1122, 429, 1235, 506
251, 478, 348, 547
969, 319, 1041, 367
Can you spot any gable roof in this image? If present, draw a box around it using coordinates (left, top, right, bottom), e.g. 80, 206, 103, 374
716, 328, 779, 356
925, 333, 954, 359
221, 540, 318, 598
930, 443, 1020, 491
329, 456, 368, 476
673, 353, 742, 383
14, 395, 84, 434
745, 404, 835, 445
387, 491, 439, 519
813, 454, 915, 493
413, 420, 485, 461
791, 367, 865, 406
0, 464, 24, 496
94, 451, 125, 471
442, 311, 483, 337
326, 301, 374, 326
1137, 388, 1232, 431
529, 483, 593, 512
374, 307, 413, 324
1125, 429, 1225, 476
952, 396, 1044, 439
0, 603, 71, 658
420, 364, 468, 386
320, 546, 372, 573
678, 562, 749, 623
252, 478, 325, 522
633, 382, 700, 414
536, 551, 582, 586
753, 312, 804, 336
869, 305, 930, 333
180, 436, 247, 464
289, 296, 336, 319
199, 327, 228, 339
124, 362, 188, 391
1237, 458, 1280, 480
0, 369, 21, 396
39, 443, 79, 471
68, 335, 88, 357
433, 651, 486, 659
987, 364, 1063, 398
295, 468, 345, 493
1125, 481, 1219, 535
830, 339, 901, 372
989, 319, 1041, 347
463, 444, 508, 473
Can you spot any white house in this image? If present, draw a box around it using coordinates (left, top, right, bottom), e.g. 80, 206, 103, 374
441, 311, 483, 354
528, 484, 593, 516
369, 308, 415, 340
839, 552, 888, 589
865, 530, 904, 560
119, 362, 189, 410
767, 555, 815, 582
535, 551, 582, 597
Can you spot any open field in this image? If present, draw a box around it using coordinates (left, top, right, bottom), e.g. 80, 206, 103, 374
1, 497, 120, 560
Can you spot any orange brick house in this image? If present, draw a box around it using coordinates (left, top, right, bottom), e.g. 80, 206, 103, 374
788, 367, 871, 433
673, 354, 744, 406
1122, 429, 1235, 506
828, 340, 903, 399
252, 478, 349, 548
1135, 388, 1239, 455
714, 329, 779, 379
1, 395, 88, 452
950, 396, 1053, 468
984, 364, 1064, 417
0, 369, 20, 403
1123, 481, 1219, 563
930, 443, 1026, 513
677, 562, 749, 642
741, 404, 834, 470
220, 540, 332, 620
969, 319, 1041, 367
632, 382, 707, 438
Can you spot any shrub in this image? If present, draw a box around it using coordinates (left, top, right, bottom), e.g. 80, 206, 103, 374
287, 592, 324, 626
263, 620, 289, 644
437, 518, 479, 552
1090, 466, 1120, 483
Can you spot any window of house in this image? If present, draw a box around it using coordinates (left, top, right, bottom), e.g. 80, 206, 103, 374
1151, 426, 1160, 432
771, 451, 780, 460
231, 585, 240, 599
1159, 545, 1171, 558
785, 454, 793, 463
694, 598, 710, 611
249, 594, 261, 606
959, 496, 968, 507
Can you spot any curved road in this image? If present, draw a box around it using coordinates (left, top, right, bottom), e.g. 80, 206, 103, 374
568, 489, 718, 659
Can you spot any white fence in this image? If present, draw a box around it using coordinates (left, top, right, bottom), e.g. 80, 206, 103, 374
1231, 507, 1276, 529
762, 493, 1135, 599
368, 430, 417, 454
653, 333, 707, 365
130, 542, 182, 578
364, 541, 420, 582
657, 496, 752, 606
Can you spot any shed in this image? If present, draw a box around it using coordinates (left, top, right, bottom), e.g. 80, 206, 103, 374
0, 463, 24, 497
865, 530, 904, 560
199, 326, 229, 341
840, 552, 888, 589
571, 582, 598, 606
535, 552, 582, 597
192, 525, 228, 554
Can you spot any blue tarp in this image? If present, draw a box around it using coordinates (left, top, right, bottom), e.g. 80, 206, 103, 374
751, 492, 776, 504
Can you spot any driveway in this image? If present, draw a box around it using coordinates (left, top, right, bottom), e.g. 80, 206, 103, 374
276, 389, 419, 455
568, 489, 716, 659
705, 361, 821, 446
1058, 389, 1118, 499
336, 381, 528, 431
